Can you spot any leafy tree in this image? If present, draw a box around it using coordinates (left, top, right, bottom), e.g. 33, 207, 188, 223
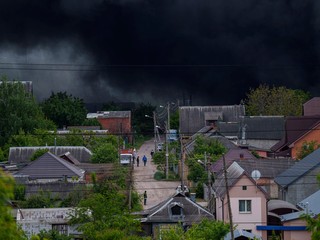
160, 219, 229, 240
34, 229, 72, 240
41, 91, 87, 128
20, 191, 57, 208
296, 140, 320, 160
185, 219, 230, 240
30, 148, 49, 161
0, 169, 26, 239
132, 103, 156, 136
170, 110, 179, 130
0, 76, 55, 146
244, 84, 310, 116
91, 142, 118, 163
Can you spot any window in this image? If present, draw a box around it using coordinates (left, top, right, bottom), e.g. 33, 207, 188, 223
171, 205, 182, 215
52, 224, 68, 235
242, 186, 247, 190
239, 200, 252, 213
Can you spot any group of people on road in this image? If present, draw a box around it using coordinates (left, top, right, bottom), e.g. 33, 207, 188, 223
134, 154, 148, 167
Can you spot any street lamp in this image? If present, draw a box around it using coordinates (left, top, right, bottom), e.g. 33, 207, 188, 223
145, 112, 157, 152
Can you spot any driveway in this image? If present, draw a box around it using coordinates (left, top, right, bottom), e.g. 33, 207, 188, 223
134, 139, 181, 209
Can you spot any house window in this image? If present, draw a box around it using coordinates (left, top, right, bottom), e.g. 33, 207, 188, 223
242, 186, 247, 190
52, 224, 68, 235
243, 229, 252, 233
239, 200, 252, 213
171, 205, 182, 215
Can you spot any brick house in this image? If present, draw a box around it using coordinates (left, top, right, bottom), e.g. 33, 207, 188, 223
87, 111, 132, 144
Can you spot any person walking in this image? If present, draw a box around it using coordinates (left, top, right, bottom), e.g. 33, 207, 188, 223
142, 155, 147, 166
150, 149, 154, 159
136, 156, 140, 167
143, 191, 147, 205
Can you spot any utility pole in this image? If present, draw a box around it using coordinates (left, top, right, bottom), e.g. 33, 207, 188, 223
181, 138, 185, 191
153, 111, 157, 152
165, 103, 170, 179
206, 152, 213, 212
223, 154, 234, 240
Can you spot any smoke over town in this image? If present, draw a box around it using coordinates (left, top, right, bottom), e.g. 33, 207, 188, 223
0, 0, 320, 105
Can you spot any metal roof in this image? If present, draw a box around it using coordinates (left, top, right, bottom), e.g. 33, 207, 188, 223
15, 152, 85, 180
274, 148, 320, 188
224, 229, 262, 240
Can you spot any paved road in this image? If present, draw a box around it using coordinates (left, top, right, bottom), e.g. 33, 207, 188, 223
134, 139, 181, 209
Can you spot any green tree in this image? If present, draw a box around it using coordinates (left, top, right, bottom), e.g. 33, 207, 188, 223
34, 229, 71, 240
91, 143, 118, 163
132, 103, 156, 136
296, 140, 320, 160
170, 110, 179, 130
244, 84, 310, 116
0, 76, 55, 146
30, 148, 49, 161
41, 92, 87, 128
185, 219, 230, 240
0, 169, 26, 239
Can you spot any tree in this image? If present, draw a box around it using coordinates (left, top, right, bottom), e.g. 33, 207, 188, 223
41, 92, 87, 128
91, 143, 118, 163
0, 169, 26, 239
244, 84, 310, 116
160, 219, 229, 240
296, 140, 320, 160
0, 76, 55, 146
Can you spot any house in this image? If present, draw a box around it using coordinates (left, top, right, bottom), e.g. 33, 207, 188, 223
303, 97, 320, 116
271, 116, 320, 159
134, 192, 214, 238
210, 148, 256, 174
234, 158, 297, 199
213, 162, 269, 239
274, 148, 320, 204
280, 190, 320, 240
87, 111, 132, 144
16, 207, 82, 239
14, 152, 86, 199
179, 105, 245, 137
9, 146, 92, 165
217, 116, 285, 158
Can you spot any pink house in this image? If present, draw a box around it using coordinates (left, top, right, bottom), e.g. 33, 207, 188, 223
213, 162, 269, 239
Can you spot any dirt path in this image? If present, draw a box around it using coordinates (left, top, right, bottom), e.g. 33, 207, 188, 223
133, 139, 181, 209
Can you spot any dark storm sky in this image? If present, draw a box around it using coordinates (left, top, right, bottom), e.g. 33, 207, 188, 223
0, 0, 320, 105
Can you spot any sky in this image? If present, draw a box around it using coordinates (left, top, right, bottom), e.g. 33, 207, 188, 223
0, 0, 320, 106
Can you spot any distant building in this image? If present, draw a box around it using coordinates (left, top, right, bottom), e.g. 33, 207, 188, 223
87, 111, 132, 144
16, 208, 82, 239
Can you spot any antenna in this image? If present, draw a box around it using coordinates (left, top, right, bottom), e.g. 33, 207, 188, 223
251, 170, 261, 181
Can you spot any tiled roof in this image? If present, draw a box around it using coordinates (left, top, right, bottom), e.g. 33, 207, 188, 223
274, 148, 320, 188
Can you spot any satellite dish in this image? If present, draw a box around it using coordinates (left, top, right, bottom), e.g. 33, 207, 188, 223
251, 170, 261, 181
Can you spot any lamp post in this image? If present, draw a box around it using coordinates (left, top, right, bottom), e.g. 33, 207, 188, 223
145, 112, 157, 152
165, 103, 170, 179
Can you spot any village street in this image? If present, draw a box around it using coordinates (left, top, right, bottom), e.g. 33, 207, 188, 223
134, 139, 181, 209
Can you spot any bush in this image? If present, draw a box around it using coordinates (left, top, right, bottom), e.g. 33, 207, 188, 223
195, 182, 204, 198
154, 171, 165, 180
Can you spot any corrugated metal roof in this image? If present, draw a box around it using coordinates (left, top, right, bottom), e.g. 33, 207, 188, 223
296, 189, 320, 217
274, 148, 320, 188
15, 152, 85, 180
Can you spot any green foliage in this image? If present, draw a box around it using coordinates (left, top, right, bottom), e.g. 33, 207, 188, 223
132, 103, 156, 136
91, 142, 118, 163
296, 140, 320, 160
245, 84, 311, 116
0, 169, 26, 239
30, 148, 49, 161
41, 91, 87, 128
303, 213, 320, 240
195, 182, 204, 198
187, 160, 207, 183
20, 191, 57, 208
185, 219, 230, 240
14, 184, 26, 201
170, 110, 179, 130
82, 118, 101, 126
36, 229, 72, 240
0, 76, 55, 146
154, 171, 166, 180
160, 219, 229, 240
193, 136, 226, 159
160, 225, 185, 240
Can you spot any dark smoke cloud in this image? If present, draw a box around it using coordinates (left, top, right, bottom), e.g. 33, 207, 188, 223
0, 0, 320, 106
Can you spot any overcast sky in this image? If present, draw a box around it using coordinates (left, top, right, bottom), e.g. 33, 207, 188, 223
0, 0, 320, 105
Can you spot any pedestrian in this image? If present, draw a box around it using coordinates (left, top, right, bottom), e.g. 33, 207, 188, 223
142, 155, 147, 166
136, 156, 140, 167
150, 149, 154, 159
133, 148, 137, 164
143, 191, 147, 205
